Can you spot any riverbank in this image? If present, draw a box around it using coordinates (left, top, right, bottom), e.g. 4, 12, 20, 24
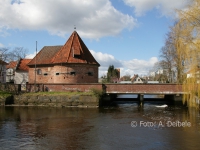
0, 91, 102, 107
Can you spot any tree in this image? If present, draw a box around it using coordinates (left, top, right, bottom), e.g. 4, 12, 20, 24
159, 31, 177, 83
107, 65, 120, 83
0, 47, 28, 62
175, 0, 200, 107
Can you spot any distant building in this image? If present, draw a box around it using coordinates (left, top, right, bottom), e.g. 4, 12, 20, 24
131, 74, 145, 84
186, 68, 200, 83
6, 61, 18, 83
0, 60, 8, 83
147, 81, 159, 84
119, 81, 132, 84
116, 68, 120, 78
27, 31, 100, 83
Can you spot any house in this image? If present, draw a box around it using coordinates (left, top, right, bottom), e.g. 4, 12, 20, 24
186, 68, 200, 83
131, 74, 145, 83
0, 60, 8, 83
14, 59, 31, 90
27, 31, 100, 83
6, 61, 18, 83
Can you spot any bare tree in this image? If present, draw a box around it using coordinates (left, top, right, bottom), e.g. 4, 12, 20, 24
0, 48, 9, 83
0, 47, 29, 62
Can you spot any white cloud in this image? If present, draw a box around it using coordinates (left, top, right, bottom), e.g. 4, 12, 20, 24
90, 50, 122, 68
90, 50, 158, 77
0, 43, 4, 47
0, 0, 136, 39
25, 52, 36, 59
123, 0, 190, 16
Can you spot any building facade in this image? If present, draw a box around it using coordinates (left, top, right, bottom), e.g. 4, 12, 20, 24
28, 31, 100, 84
6, 61, 18, 83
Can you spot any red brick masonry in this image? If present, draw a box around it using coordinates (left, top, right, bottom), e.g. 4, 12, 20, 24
26, 83, 183, 94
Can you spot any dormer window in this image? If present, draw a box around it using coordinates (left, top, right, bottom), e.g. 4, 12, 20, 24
74, 54, 80, 59
72, 47, 81, 59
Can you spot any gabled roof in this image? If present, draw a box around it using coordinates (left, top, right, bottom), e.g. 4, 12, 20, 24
17, 59, 31, 71
6, 61, 18, 69
28, 31, 100, 66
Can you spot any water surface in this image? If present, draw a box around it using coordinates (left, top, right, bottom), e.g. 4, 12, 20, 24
0, 102, 200, 150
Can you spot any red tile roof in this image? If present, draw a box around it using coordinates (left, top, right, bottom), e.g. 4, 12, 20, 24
17, 59, 31, 71
6, 61, 18, 69
28, 31, 100, 66
28, 46, 62, 65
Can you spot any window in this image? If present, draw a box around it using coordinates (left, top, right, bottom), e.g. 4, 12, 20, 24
88, 72, 93, 76
55, 73, 60, 75
37, 69, 42, 75
44, 73, 48, 76
70, 72, 76, 76
74, 54, 80, 59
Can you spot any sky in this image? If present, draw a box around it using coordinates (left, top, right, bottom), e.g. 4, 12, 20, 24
0, 0, 191, 77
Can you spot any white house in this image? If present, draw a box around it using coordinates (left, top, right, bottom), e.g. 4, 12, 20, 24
186, 68, 200, 83
14, 59, 31, 90
131, 74, 145, 84
6, 61, 18, 83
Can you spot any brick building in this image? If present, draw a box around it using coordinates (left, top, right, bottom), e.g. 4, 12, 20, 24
28, 31, 100, 84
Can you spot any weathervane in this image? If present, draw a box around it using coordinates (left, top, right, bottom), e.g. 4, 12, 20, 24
74, 25, 76, 31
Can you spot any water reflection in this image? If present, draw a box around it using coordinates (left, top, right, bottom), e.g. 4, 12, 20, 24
0, 103, 200, 149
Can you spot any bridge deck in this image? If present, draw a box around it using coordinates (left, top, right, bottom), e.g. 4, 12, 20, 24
104, 84, 184, 94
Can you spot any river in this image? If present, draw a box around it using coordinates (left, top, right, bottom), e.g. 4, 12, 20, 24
0, 100, 200, 150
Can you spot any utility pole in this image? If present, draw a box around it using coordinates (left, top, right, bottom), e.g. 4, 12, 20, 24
34, 41, 37, 92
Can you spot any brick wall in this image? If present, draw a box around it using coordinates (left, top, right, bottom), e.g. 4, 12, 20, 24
29, 64, 99, 84
104, 84, 183, 94
26, 83, 183, 94
27, 83, 102, 92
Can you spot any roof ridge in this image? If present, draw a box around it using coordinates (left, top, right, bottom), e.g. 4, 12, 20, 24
67, 31, 75, 62
76, 32, 87, 63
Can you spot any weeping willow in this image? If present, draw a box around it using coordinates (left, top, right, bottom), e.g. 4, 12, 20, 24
176, 0, 200, 108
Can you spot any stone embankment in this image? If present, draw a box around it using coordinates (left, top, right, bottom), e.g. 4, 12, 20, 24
1, 94, 100, 107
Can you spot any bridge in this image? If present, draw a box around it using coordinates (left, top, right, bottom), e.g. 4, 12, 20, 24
104, 83, 183, 94
102, 84, 185, 105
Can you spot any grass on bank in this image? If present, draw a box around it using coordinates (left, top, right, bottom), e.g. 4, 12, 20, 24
0, 91, 13, 97
0, 88, 104, 99
22, 91, 93, 96
21, 88, 104, 98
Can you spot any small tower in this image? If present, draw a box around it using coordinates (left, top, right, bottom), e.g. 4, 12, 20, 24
28, 31, 100, 83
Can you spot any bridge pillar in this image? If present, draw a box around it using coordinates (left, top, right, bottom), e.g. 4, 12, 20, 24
164, 94, 183, 105
138, 94, 144, 107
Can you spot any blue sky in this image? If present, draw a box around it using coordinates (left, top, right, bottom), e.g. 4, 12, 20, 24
0, 0, 190, 77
